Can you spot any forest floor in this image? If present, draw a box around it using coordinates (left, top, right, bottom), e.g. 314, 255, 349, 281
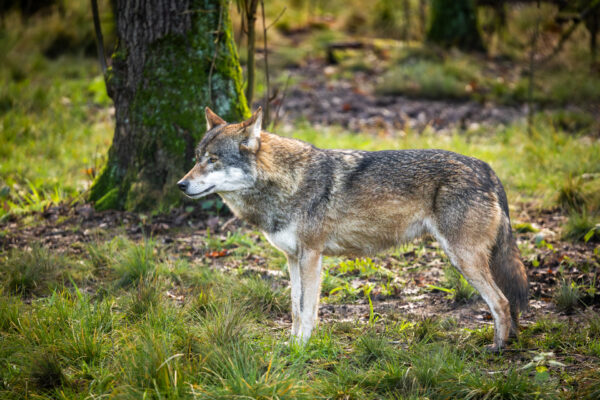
2, 200, 598, 331
1, 172, 599, 398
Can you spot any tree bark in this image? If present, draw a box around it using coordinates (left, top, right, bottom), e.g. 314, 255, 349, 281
402, 0, 410, 41
245, 0, 259, 107
426, 0, 485, 52
89, 0, 249, 211
419, 0, 427, 38
591, 22, 598, 69
584, 4, 600, 70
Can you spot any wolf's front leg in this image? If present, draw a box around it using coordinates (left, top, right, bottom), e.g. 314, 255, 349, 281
287, 248, 323, 343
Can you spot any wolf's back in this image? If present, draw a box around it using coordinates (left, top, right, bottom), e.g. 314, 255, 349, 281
335, 148, 529, 315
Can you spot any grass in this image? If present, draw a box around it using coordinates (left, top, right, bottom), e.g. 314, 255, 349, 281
374, 48, 600, 106
0, 56, 113, 220
440, 266, 478, 303
355, 332, 398, 364
113, 238, 159, 288
376, 57, 481, 100
236, 276, 291, 317
554, 280, 583, 313
0, 234, 598, 398
0, 6, 113, 220
0, 244, 89, 296
563, 212, 600, 243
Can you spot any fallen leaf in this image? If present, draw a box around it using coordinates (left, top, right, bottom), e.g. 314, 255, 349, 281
205, 250, 228, 258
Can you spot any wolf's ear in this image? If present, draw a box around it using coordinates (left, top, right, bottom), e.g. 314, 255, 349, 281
240, 107, 262, 153
205, 107, 226, 131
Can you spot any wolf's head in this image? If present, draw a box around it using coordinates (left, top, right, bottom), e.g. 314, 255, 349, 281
177, 107, 263, 199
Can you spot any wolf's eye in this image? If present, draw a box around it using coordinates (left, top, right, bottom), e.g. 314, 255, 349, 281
208, 155, 218, 164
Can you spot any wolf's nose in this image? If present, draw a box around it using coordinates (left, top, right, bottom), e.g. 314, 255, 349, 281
177, 180, 189, 192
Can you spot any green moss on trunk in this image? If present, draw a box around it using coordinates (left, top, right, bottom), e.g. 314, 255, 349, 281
89, 0, 249, 211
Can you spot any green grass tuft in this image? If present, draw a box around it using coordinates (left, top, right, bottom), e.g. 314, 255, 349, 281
442, 267, 478, 303
236, 276, 291, 318
0, 294, 21, 332
355, 332, 397, 365
126, 280, 161, 320
554, 280, 582, 313
376, 59, 475, 100
29, 351, 67, 390
0, 245, 74, 296
444, 367, 556, 400
589, 313, 600, 339
563, 212, 600, 243
557, 175, 587, 213
412, 317, 444, 343
199, 342, 309, 399
117, 332, 186, 397
188, 288, 216, 316
199, 302, 250, 348
113, 238, 158, 288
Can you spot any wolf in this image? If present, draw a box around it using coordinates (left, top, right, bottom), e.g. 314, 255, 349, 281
177, 107, 528, 350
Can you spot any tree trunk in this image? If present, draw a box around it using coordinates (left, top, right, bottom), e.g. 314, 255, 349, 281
245, 0, 259, 107
402, 0, 410, 41
585, 5, 599, 70
419, 0, 427, 39
426, 0, 485, 52
89, 0, 249, 211
592, 25, 598, 69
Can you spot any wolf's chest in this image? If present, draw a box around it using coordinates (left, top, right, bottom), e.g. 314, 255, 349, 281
263, 223, 298, 255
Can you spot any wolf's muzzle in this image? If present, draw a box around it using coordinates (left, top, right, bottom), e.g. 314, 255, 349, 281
177, 180, 189, 192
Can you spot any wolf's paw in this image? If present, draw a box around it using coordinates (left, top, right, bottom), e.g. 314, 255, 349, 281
484, 344, 504, 354
509, 325, 520, 340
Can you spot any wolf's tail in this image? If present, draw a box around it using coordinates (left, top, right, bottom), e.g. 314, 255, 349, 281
489, 212, 528, 322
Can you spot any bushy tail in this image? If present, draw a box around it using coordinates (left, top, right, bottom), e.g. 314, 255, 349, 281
489, 215, 528, 323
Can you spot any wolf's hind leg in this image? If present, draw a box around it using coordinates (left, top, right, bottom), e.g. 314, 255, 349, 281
288, 248, 323, 343
445, 247, 512, 350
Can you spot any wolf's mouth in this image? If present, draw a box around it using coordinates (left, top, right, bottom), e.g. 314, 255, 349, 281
187, 185, 216, 198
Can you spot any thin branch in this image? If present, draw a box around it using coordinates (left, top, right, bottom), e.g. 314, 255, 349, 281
527, 2, 541, 136
90, 0, 107, 77
244, 0, 260, 107
266, 6, 287, 30
207, 4, 224, 105
261, 0, 270, 126
272, 74, 291, 129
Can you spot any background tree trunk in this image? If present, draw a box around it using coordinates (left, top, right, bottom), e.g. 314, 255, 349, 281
426, 0, 485, 52
419, 0, 427, 38
584, 5, 599, 70
89, 0, 249, 211
244, 0, 259, 107
402, 0, 410, 41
